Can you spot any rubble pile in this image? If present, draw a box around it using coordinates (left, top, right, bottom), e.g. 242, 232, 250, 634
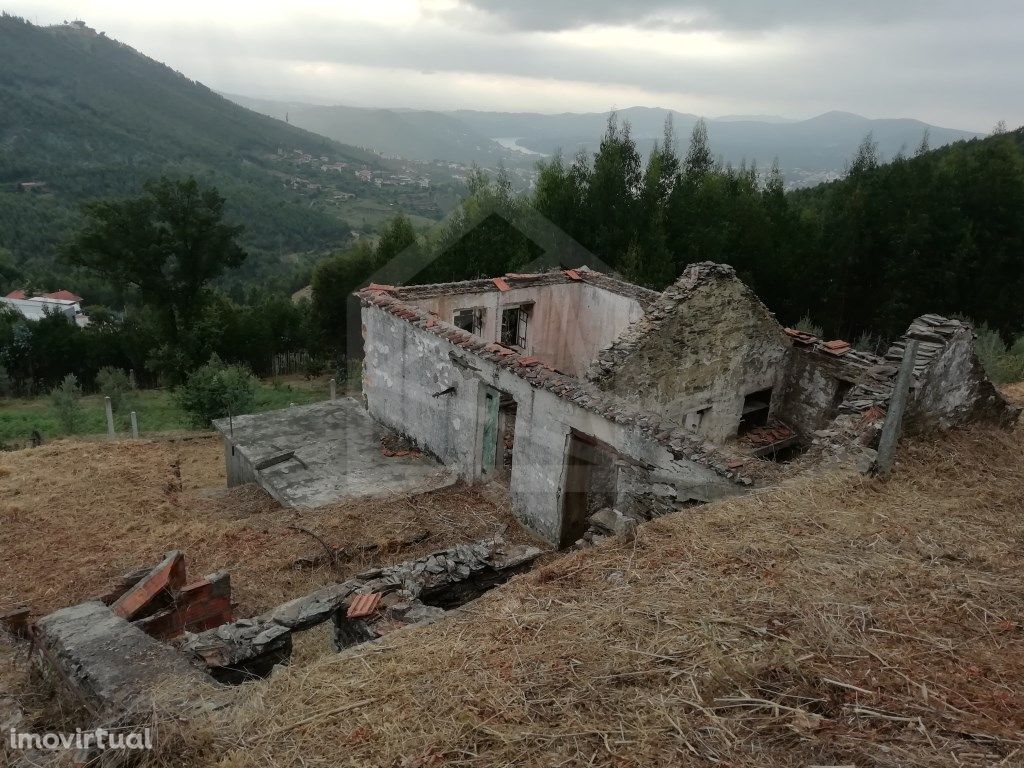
813, 314, 1018, 465
180, 537, 543, 680
575, 508, 638, 548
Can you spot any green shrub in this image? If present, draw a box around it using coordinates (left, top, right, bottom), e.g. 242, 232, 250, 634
50, 374, 83, 434
176, 355, 256, 427
853, 330, 884, 355
0, 365, 11, 397
95, 366, 134, 411
794, 314, 823, 338
304, 355, 327, 379
973, 323, 1024, 384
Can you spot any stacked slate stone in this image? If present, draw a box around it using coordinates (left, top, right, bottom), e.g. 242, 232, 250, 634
837, 315, 964, 418
333, 538, 542, 650
181, 537, 543, 677
885, 315, 967, 381
586, 262, 740, 384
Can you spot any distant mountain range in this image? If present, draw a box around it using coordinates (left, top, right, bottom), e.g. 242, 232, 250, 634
225, 95, 513, 168
226, 96, 984, 187
0, 17, 387, 282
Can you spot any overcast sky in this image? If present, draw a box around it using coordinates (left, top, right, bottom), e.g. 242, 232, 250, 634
8, 1, 1022, 130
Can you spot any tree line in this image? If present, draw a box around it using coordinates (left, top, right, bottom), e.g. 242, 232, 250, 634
528, 115, 1024, 342
3, 117, 1023, 401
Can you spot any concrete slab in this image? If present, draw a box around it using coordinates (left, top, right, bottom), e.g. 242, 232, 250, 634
213, 398, 455, 508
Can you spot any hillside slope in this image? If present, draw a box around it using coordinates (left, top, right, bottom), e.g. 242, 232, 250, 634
228, 95, 513, 167
198, 415, 1024, 766
0, 16, 382, 283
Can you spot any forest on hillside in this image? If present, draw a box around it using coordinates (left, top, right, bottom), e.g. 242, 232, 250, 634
3, 110, 1023, 404
0, 14, 399, 301
522, 117, 1024, 343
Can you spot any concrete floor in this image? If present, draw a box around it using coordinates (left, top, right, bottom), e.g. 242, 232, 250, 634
214, 399, 455, 508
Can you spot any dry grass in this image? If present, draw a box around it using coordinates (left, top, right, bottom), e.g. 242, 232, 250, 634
0, 435, 538, 619
123, 421, 1024, 768
1002, 381, 1024, 407
5, 395, 1024, 767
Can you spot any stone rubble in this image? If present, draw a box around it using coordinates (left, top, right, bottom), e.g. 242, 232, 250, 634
181, 536, 543, 678
576, 507, 638, 548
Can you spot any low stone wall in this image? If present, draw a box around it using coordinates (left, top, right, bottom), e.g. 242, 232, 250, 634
31, 602, 214, 726
180, 537, 543, 682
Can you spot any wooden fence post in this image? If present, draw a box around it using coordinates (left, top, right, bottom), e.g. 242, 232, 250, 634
104, 396, 115, 440
874, 339, 918, 477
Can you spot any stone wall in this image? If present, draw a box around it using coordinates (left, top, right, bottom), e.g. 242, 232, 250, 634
905, 321, 1020, 430
362, 304, 742, 545
590, 264, 792, 442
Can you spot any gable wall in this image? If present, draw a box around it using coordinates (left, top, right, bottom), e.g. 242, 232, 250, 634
595, 278, 792, 442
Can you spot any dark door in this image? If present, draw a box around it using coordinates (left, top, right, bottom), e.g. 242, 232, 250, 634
560, 435, 593, 547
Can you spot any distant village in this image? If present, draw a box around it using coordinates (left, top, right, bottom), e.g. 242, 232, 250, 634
1, 289, 89, 326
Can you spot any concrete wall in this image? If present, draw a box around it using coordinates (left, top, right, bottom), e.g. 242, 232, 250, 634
403, 282, 643, 376
596, 278, 792, 442
362, 305, 736, 544
222, 437, 256, 487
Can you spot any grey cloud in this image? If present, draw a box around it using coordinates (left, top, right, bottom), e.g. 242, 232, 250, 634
138, 9, 1024, 128
454, 0, 1000, 33
27, 0, 1023, 131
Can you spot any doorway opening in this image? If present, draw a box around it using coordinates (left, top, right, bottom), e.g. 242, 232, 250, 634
738, 387, 773, 434
559, 430, 620, 548
497, 394, 517, 480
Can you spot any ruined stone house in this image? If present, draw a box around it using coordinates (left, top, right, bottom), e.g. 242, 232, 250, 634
357, 262, 1016, 547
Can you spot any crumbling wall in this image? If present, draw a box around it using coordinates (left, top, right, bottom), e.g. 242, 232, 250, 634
774, 350, 866, 436
908, 324, 1019, 430
32, 602, 215, 726
362, 304, 742, 545
590, 264, 791, 442
402, 281, 643, 376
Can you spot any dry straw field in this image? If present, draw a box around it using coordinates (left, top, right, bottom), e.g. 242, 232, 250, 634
2, 389, 1023, 767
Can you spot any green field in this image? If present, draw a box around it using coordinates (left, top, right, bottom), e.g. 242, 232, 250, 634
0, 379, 328, 445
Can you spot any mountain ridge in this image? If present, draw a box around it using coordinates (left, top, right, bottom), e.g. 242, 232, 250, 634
225, 93, 983, 187
0, 15, 388, 285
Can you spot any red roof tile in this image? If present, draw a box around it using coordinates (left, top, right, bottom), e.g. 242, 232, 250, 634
347, 592, 382, 619
563, 269, 582, 281
366, 283, 396, 293
42, 290, 83, 302
5, 289, 27, 300
822, 340, 852, 356
492, 277, 511, 292
783, 327, 817, 344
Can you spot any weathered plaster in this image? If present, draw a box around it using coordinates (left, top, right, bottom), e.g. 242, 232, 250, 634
363, 305, 740, 544
403, 281, 643, 376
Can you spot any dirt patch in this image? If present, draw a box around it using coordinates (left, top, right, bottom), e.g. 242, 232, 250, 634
0, 435, 543, 619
